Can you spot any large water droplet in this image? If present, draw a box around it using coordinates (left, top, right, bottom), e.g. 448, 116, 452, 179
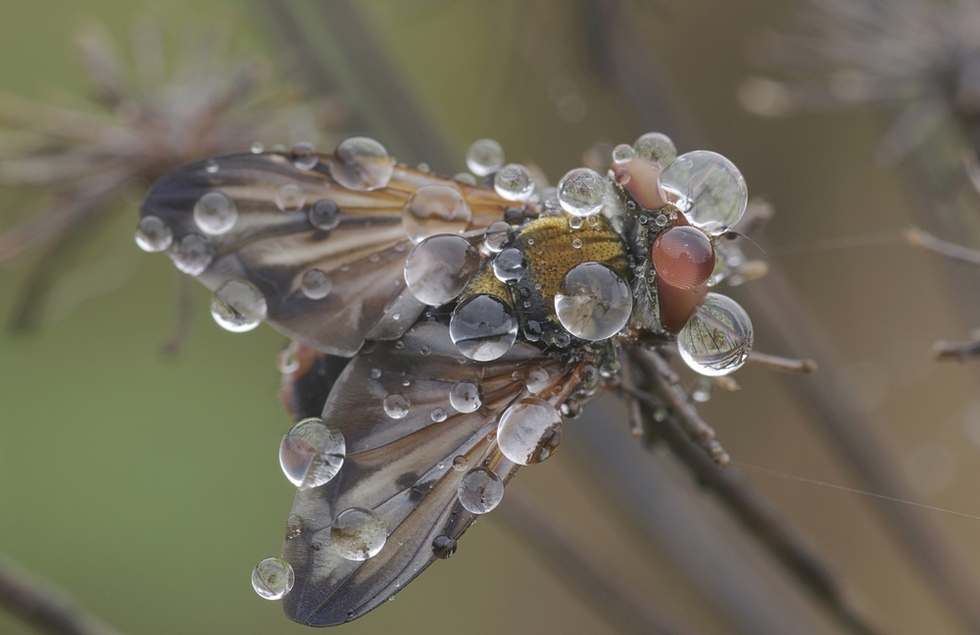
466, 139, 505, 176
291, 141, 319, 170
330, 137, 394, 191
449, 295, 518, 361
633, 132, 677, 164
493, 164, 534, 201
383, 393, 410, 419
678, 293, 753, 376
135, 215, 172, 252
484, 221, 512, 253
193, 191, 238, 235
554, 262, 632, 341
449, 380, 482, 413
497, 397, 562, 465
404, 234, 481, 306
279, 417, 346, 489
276, 183, 306, 213
402, 184, 472, 242
301, 269, 332, 299
252, 557, 294, 600
457, 467, 504, 514
330, 507, 387, 560
492, 248, 527, 283
557, 168, 605, 217
211, 279, 267, 332
309, 199, 341, 230
171, 234, 213, 275
659, 151, 747, 235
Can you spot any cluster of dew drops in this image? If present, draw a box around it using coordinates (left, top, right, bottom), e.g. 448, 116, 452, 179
133, 135, 753, 602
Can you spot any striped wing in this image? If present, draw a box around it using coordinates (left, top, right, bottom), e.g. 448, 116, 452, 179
140, 152, 513, 356
280, 321, 577, 625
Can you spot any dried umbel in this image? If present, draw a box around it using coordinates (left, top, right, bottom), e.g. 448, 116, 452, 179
0, 17, 343, 332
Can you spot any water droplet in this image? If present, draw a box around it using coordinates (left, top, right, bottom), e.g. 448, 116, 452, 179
383, 393, 410, 419
204, 158, 219, 174
330, 507, 387, 560
291, 141, 319, 170
295, 269, 332, 303
193, 191, 237, 235
370, 368, 382, 380
450, 380, 482, 413
691, 377, 713, 402
678, 293, 753, 376
279, 417, 346, 489
276, 184, 306, 213
659, 151, 747, 235
431, 407, 448, 422
404, 234, 481, 306
568, 216, 583, 230
211, 279, 267, 332
277, 347, 300, 374
525, 368, 549, 394
497, 397, 563, 465
432, 534, 457, 559
554, 262, 632, 341
557, 168, 605, 217
493, 248, 527, 283
493, 164, 534, 201
251, 141, 265, 154
171, 234, 213, 275
252, 557, 294, 600
571, 238, 583, 249
611, 143, 635, 164
454, 172, 478, 186
135, 215, 172, 252
449, 295, 518, 361
457, 467, 504, 514
465, 139, 505, 176
307, 199, 341, 231
633, 132, 677, 164
484, 221, 512, 253
655, 214, 669, 227
452, 455, 469, 471
402, 184, 472, 242
284, 514, 304, 540
330, 137, 394, 191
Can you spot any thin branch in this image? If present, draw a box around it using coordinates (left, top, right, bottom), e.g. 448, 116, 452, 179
933, 337, 980, 362
0, 554, 125, 635
905, 226, 980, 266
747, 351, 818, 373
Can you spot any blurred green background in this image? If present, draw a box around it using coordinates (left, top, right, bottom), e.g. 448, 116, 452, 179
4, 1, 980, 634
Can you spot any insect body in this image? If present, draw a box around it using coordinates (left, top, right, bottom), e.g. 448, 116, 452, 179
139, 134, 753, 625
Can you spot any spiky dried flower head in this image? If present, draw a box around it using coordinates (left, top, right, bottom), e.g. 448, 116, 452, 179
0, 17, 344, 331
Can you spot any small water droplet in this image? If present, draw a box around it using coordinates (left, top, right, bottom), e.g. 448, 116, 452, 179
370, 368, 382, 380
330, 137, 394, 191
557, 168, 605, 217
402, 185, 472, 242
284, 514, 304, 540
497, 397, 563, 465
309, 199, 341, 230
330, 507, 387, 560
484, 221, 512, 253
135, 215, 172, 252
678, 293, 753, 376
493, 164, 534, 201
404, 234, 481, 306
193, 191, 237, 235
568, 216, 583, 230
276, 183, 306, 213
277, 347, 300, 374
612, 143, 635, 164
493, 248, 527, 283
279, 417, 346, 489
571, 238, 583, 249
457, 467, 504, 514
432, 534, 457, 559
431, 407, 448, 422
633, 132, 677, 164
525, 368, 549, 394
452, 455, 469, 471
291, 141, 319, 170
466, 139, 505, 176
449, 295, 518, 361
251, 141, 265, 154
691, 377, 713, 402
211, 279, 267, 332
554, 262, 632, 341
252, 557, 294, 600
454, 172, 478, 185
171, 234, 213, 275
383, 393, 410, 419
450, 381, 482, 413
204, 158, 219, 174
300, 268, 332, 300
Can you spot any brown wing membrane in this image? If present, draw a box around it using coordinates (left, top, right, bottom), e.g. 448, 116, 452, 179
140, 152, 513, 356
280, 321, 575, 626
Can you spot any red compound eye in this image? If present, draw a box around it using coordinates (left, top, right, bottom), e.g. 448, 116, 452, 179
651, 226, 715, 333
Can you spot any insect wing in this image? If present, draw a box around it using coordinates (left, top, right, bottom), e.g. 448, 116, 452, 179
281, 321, 567, 625
140, 152, 511, 355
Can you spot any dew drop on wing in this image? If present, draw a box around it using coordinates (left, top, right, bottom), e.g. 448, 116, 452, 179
496, 397, 563, 465
291, 141, 319, 170
309, 199, 341, 230
449, 380, 482, 413
193, 191, 237, 235
404, 235, 481, 306
402, 184, 472, 242
279, 418, 346, 489
170, 234, 213, 275
135, 215, 172, 252
210, 279, 267, 332
330, 136, 394, 191
330, 507, 387, 561
300, 269, 333, 300
276, 183, 306, 213
457, 467, 504, 514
